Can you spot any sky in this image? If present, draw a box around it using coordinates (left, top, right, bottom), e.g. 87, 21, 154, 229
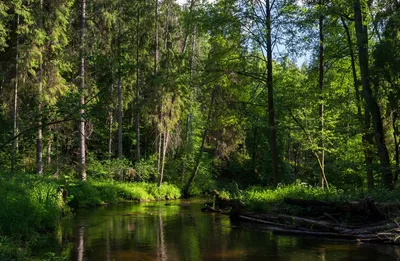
176, 0, 216, 5
174, 0, 308, 66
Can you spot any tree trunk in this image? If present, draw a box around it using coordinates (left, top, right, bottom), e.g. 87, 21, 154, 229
46, 136, 52, 166
36, 0, 43, 175
117, 78, 123, 160
341, 16, 374, 189
154, 0, 161, 181
12, 15, 19, 173
159, 130, 169, 186
108, 85, 113, 160
354, 0, 393, 189
318, 1, 325, 189
117, 14, 123, 163
393, 111, 399, 184
181, 0, 196, 54
79, 0, 87, 181
154, 0, 159, 74
135, 3, 141, 162
266, 0, 279, 186
183, 88, 216, 198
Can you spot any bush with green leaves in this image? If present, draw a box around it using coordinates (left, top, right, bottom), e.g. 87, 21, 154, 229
134, 156, 158, 181
87, 154, 133, 181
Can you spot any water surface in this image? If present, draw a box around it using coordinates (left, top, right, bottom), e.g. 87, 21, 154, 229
52, 199, 400, 260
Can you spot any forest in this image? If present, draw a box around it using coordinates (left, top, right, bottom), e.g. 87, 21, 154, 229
0, 0, 400, 259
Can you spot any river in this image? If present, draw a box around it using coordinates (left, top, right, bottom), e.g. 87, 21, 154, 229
46, 199, 400, 260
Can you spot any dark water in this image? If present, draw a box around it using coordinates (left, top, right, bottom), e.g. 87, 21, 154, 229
50, 199, 400, 260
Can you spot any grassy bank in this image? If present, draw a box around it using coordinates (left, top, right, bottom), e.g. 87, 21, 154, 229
0, 175, 181, 260
218, 183, 400, 214
68, 181, 181, 207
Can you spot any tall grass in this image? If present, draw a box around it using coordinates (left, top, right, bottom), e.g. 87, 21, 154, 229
230, 182, 400, 213
0, 175, 64, 241
67, 181, 181, 208
0, 174, 181, 260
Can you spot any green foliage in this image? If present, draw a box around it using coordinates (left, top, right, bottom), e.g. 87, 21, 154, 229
87, 155, 133, 180
134, 156, 158, 181
0, 236, 31, 261
68, 181, 181, 208
240, 182, 400, 213
0, 174, 64, 241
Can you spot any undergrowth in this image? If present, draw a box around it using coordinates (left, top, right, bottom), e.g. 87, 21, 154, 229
0, 174, 181, 260
67, 181, 181, 207
221, 182, 400, 213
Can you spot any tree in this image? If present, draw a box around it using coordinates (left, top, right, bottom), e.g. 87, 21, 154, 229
354, 0, 393, 188
79, 0, 86, 181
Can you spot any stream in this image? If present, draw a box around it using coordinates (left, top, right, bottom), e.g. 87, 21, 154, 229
45, 199, 400, 260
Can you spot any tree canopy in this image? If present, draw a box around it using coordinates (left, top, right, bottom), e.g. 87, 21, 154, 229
0, 0, 399, 194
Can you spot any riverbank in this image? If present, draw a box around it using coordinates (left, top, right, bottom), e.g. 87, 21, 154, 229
211, 184, 400, 245
0, 175, 181, 260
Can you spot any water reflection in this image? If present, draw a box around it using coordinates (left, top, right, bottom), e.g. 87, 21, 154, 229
46, 200, 400, 261
77, 226, 84, 261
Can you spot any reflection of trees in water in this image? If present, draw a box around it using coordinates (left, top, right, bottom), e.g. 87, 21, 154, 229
77, 226, 84, 261
61, 202, 400, 261
157, 213, 167, 261
106, 220, 111, 261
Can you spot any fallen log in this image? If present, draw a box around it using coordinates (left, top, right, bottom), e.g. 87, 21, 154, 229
349, 222, 399, 235
283, 197, 386, 221
271, 227, 357, 240
201, 205, 221, 213
234, 212, 349, 233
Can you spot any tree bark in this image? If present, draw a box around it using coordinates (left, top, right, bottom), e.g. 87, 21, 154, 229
341, 16, 374, 189
154, 0, 159, 75
46, 136, 52, 166
181, 0, 196, 54
36, 0, 43, 175
266, 0, 279, 186
12, 14, 19, 173
117, 78, 123, 160
318, 0, 325, 189
154, 0, 161, 181
159, 130, 169, 186
79, 0, 87, 181
135, 2, 141, 162
354, 0, 392, 188
117, 14, 123, 162
108, 85, 113, 160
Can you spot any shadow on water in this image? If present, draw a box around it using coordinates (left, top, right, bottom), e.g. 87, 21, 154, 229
41, 199, 400, 261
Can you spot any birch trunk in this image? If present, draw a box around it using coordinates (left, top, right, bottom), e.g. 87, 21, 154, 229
79, 0, 87, 181
36, 0, 43, 175
318, 0, 325, 188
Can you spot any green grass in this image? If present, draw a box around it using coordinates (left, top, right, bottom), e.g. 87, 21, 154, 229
0, 175, 64, 241
0, 174, 181, 260
0, 174, 66, 261
0, 236, 31, 261
230, 183, 400, 213
67, 181, 181, 208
